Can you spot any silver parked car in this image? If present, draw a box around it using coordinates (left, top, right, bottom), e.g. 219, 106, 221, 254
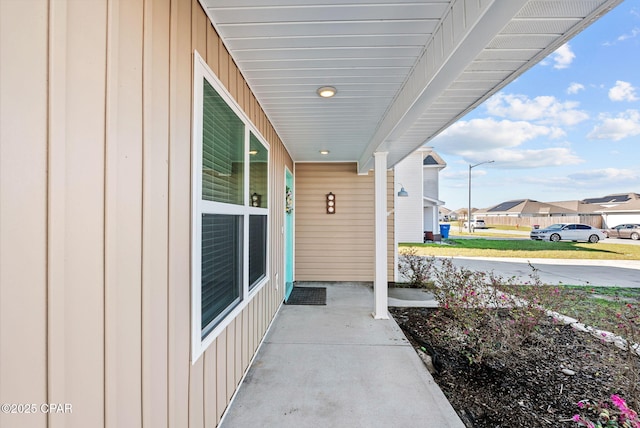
603, 224, 640, 240
530, 223, 606, 243
462, 219, 487, 229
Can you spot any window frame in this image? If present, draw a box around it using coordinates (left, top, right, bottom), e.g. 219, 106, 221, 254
191, 51, 270, 363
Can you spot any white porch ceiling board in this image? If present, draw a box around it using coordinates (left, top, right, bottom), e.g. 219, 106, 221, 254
240, 57, 419, 70
210, 0, 449, 5
502, 18, 582, 34
232, 46, 424, 61
516, 0, 611, 17
199, 0, 623, 170
203, 0, 449, 163
475, 49, 541, 61
240, 67, 410, 79
210, 4, 449, 23
217, 21, 439, 39
225, 34, 431, 50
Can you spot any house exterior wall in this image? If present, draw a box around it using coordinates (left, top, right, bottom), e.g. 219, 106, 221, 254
394, 153, 424, 243
295, 163, 394, 282
0, 1, 292, 427
424, 206, 437, 233
423, 167, 440, 200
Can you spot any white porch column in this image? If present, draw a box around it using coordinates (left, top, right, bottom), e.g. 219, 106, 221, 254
373, 151, 389, 319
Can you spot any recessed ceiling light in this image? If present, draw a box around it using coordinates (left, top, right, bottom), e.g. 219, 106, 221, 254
320, 150, 330, 155
317, 86, 337, 98
248, 150, 258, 155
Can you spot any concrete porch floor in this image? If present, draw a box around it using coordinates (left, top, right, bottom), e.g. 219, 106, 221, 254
220, 282, 464, 428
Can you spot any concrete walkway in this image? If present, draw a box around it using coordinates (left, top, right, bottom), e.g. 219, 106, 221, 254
220, 282, 464, 428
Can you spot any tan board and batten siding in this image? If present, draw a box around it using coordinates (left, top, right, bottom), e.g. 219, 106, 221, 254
0, 0, 293, 427
295, 163, 395, 283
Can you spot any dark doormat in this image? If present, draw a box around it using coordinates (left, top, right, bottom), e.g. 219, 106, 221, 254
285, 287, 326, 305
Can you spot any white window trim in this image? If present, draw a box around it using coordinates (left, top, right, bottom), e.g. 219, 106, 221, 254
191, 51, 270, 363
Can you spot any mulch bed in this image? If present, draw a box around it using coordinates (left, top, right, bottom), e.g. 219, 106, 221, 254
390, 307, 640, 428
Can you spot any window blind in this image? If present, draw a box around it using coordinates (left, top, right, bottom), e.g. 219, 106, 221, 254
248, 215, 267, 289
201, 214, 243, 337
202, 79, 244, 205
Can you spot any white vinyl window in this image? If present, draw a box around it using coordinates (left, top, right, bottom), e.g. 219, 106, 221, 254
192, 52, 269, 362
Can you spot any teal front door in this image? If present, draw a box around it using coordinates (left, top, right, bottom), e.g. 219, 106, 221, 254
284, 168, 294, 301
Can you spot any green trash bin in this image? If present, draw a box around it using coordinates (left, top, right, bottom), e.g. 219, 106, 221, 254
439, 224, 450, 239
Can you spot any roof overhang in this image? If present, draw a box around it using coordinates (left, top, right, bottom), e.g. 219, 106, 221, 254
424, 195, 445, 206
200, 0, 623, 173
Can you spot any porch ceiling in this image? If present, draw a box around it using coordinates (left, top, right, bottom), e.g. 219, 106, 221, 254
200, 0, 622, 173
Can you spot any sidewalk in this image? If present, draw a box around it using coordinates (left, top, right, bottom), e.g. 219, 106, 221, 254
220, 282, 464, 428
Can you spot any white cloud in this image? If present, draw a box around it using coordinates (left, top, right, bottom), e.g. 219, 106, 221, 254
434, 118, 562, 153
485, 93, 588, 126
608, 80, 638, 101
617, 27, 640, 42
432, 118, 583, 168
550, 44, 575, 69
588, 109, 640, 140
474, 148, 583, 168
568, 168, 639, 183
567, 82, 585, 94
520, 168, 638, 192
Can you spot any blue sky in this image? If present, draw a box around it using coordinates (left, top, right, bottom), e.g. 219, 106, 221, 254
432, 1, 640, 211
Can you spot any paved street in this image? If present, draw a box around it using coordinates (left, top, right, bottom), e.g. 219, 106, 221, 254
443, 256, 640, 288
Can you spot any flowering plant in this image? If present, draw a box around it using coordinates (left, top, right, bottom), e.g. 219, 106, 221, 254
573, 395, 640, 428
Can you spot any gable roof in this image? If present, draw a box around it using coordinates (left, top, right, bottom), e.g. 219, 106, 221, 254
478, 199, 578, 215
422, 150, 446, 168
592, 194, 640, 213
548, 200, 603, 214
583, 193, 640, 205
488, 199, 529, 212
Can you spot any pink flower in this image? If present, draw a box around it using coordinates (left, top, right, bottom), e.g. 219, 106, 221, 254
572, 414, 581, 422
577, 402, 585, 409
611, 394, 627, 409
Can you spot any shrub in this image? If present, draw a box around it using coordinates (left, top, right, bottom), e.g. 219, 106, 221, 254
428, 258, 550, 364
397, 248, 435, 288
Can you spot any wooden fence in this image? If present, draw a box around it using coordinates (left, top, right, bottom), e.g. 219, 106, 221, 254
473, 215, 603, 229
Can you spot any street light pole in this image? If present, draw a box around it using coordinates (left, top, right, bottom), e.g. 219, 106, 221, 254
468, 160, 494, 233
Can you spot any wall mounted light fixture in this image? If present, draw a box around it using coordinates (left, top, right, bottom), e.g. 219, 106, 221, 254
326, 192, 336, 214
397, 184, 409, 197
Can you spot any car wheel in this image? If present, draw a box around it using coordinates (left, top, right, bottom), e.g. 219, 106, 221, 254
631, 232, 639, 241
588, 234, 599, 243
550, 234, 560, 242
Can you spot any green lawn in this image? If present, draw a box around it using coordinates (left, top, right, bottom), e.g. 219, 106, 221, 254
399, 238, 640, 346
519, 285, 640, 333
399, 239, 640, 260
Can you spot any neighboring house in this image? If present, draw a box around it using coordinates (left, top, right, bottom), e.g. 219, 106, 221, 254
454, 207, 476, 221
476, 199, 603, 228
439, 206, 453, 221
476, 194, 640, 229
394, 148, 446, 243
1, 1, 622, 427
589, 193, 640, 227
